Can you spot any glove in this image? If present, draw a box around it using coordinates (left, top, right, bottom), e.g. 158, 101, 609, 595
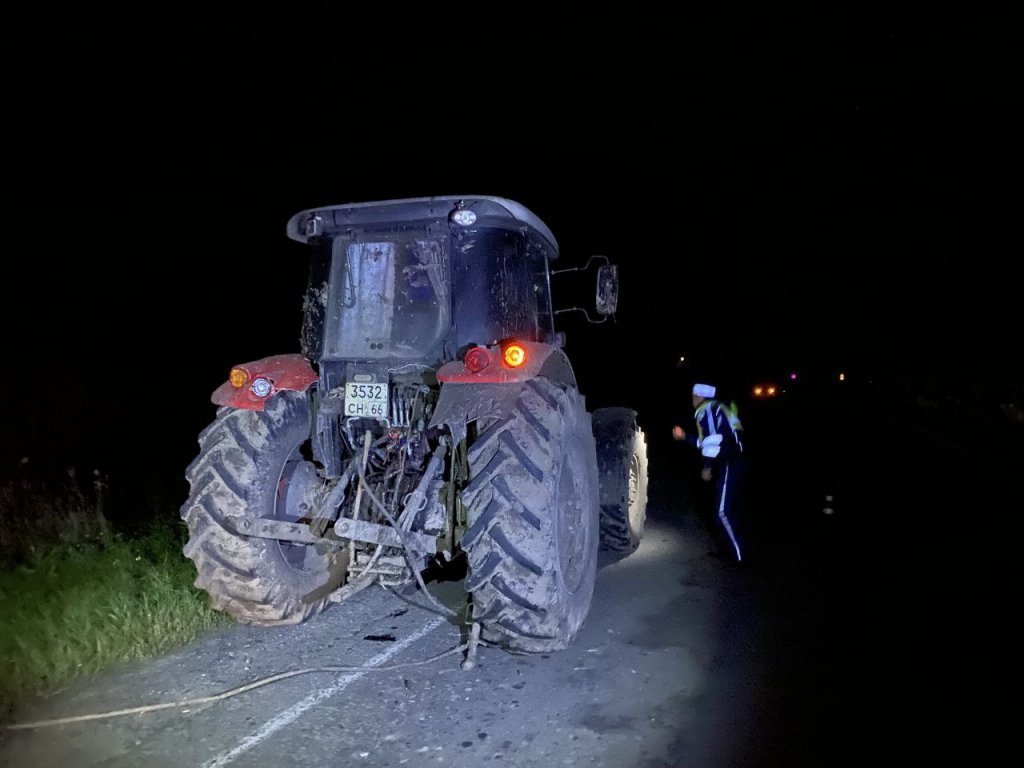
699, 433, 722, 458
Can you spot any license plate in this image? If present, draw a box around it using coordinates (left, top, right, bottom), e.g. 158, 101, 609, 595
344, 382, 389, 418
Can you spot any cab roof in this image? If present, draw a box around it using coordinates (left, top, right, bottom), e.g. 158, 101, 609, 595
285, 195, 559, 261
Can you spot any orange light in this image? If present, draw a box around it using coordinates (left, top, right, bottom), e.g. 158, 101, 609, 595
767, 385, 777, 396
229, 367, 248, 388
753, 386, 763, 396
503, 343, 527, 368
464, 346, 491, 373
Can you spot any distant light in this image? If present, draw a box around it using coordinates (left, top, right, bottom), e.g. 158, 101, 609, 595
452, 209, 477, 226
767, 385, 777, 396
251, 377, 272, 397
679, 356, 686, 363
753, 386, 764, 396
790, 372, 797, 380
839, 373, 846, 382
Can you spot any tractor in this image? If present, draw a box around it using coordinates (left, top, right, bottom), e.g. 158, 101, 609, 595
180, 196, 648, 653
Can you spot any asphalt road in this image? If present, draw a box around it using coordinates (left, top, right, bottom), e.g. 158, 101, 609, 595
1, 385, 1016, 767
2, 516, 753, 768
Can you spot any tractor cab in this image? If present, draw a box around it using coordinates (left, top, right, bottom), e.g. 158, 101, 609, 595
289, 196, 561, 369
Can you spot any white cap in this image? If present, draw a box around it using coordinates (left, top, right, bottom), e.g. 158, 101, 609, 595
692, 383, 716, 398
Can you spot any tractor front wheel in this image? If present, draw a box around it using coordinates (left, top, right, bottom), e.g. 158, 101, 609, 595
592, 407, 649, 553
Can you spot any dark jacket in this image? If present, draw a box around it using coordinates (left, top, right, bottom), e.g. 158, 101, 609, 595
686, 399, 743, 470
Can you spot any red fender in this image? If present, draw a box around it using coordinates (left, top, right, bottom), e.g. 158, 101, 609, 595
211, 353, 317, 411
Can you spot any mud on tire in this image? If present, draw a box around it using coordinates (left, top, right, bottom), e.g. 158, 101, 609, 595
180, 392, 345, 626
460, 378, 600, 653
592, 407, 649, 553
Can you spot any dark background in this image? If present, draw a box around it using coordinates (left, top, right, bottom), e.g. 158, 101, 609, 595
2, 8, 1022, 765
2, 4, 1021, 510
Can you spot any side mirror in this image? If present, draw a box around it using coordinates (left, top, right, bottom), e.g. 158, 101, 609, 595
595, 264, 619, 316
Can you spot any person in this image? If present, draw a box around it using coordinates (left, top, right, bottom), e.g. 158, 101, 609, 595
672, 382, 746, 562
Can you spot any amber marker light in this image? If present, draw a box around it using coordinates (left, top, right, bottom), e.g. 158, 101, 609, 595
229, 368, 249, 388
502, 343, 527, 368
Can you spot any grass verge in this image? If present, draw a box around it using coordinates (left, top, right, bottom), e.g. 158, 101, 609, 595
0, 523, 229, 718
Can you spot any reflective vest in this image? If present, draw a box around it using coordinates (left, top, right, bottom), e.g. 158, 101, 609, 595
695, 399, 743, 445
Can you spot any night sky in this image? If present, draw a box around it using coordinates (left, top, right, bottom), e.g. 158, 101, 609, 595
2, 5, 1021, 480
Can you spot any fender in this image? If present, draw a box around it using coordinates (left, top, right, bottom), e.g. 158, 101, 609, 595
437, 340, 575, 387
211, 353, 317, 411
432, 341, 576, 444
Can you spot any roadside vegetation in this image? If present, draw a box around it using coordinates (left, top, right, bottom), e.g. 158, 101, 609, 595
0, 464, 228, 718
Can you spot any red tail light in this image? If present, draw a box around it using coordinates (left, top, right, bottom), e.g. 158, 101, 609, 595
464, 346, 491, 373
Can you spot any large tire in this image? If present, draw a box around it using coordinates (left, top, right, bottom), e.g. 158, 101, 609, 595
180, 391, 346, 626
460, 378, 600, 653
592, 407, 649, 553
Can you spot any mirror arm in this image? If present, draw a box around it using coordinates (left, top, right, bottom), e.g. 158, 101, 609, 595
553, 306, 609, 324
550, 254, 609, 276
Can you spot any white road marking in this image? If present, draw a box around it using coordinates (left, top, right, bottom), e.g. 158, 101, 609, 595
202, 616, 446, 768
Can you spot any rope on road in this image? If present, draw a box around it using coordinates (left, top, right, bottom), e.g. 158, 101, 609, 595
3, 640, 490, 731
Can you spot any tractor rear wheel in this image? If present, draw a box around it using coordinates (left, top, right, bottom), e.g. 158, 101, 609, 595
180, 391, 346, 625
461, 378, 600, 653
592, 407, 649, 553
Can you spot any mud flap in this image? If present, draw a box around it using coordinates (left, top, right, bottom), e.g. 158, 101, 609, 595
428, 382, 526, 444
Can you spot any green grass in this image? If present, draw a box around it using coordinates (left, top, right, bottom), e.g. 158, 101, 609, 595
0, 523, 229, 717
